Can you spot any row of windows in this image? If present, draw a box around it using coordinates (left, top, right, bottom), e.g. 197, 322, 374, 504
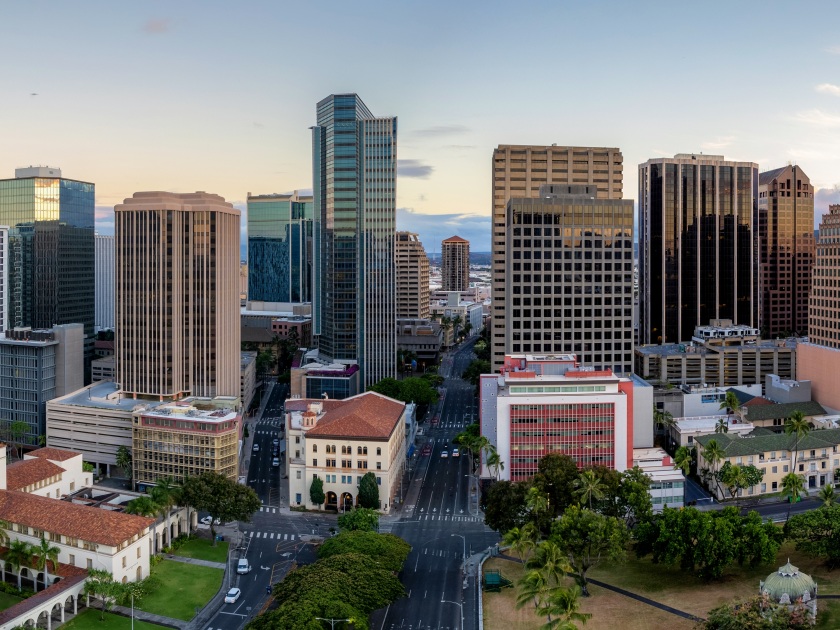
316, 444, 381, 456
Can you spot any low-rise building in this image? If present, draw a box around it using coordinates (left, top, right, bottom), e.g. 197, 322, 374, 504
132, 399, 240, 491
430, 292, 483, 347
285, 393, 407, 512
289, 350, 361, 400
481, 356, 634, 482
91, 355, 116, 383
695, 427, 840, 499
632, 447, 685, 511
636, 320, 797, 387
669, 415, 756, 448
396, 319, 443, 368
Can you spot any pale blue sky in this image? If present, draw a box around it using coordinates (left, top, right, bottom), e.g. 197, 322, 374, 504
3, 1, 840, 251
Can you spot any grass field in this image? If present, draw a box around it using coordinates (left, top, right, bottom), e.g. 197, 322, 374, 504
172, 538, 229, 564
0, 591, 22, 612
139, 560, 223, 621
61, 609, 166, 630
484, 542, 840, 629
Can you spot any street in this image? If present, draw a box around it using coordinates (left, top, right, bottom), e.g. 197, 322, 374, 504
206, 342, 501, 630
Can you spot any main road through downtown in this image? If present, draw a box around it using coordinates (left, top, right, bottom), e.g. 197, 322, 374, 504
202, 341, 499, 630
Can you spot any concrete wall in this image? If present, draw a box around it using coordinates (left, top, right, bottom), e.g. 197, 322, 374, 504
765, 374, 811, 404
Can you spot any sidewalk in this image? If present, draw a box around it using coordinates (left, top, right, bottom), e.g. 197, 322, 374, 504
163, 554, 226, 570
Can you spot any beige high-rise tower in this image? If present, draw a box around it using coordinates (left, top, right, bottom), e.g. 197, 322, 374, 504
395, 231, 430, 319
491, 145, 624, 371
115, 192, 241, 399
442, 235, 470, 292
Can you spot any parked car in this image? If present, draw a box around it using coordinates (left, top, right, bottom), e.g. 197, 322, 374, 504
272, 457, 280, 467
224, 588, 241, 604
200, 516, 221, 526
441, 450, 449, 458
252, 443, 259, 452
452, 448, 460, 457
272, 437, 280, 446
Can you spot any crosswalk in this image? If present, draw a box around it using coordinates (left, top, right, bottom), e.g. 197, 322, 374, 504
412, 514, 482, 522
248, 531, 297, 540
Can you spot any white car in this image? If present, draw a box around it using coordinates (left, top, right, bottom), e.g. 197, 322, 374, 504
252, 443, 259, 452
224, 588, 241, 604
441, 450, 449, 458
200, 516, 221, 526
452, 448, 460, 457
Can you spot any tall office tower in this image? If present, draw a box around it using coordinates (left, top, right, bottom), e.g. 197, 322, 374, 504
247, 191, 313, 303
312, 94, 397, 387
809, 204, 840, 348
0, 227, 8, 335
95, 234, 115, 332
441, 235, 470, 292
639, 154, 759, 346
0, 167, 95, 377
115, 192, 241, 399
491, 146, 624, 371
506, 185, 635, 372
758, 165, 814, 337
395, 231, 430, 319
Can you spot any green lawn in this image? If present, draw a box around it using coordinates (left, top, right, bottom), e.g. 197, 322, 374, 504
61, 609, 166, 630
172, 538, 229, 564
139, 560, 224, 621
0, 591, 22, 612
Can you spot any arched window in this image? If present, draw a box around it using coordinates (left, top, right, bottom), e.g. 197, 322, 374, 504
357, 446, 362, 455
363, 446, 368, 455
376, 447, 382, 456
313, 444, 318, 453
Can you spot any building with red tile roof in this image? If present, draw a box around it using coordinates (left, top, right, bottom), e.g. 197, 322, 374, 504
286, 392, 408, 513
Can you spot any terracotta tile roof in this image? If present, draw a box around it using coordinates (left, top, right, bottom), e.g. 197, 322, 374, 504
6, 459, 65, 491
442, 235, 468, 243
305, 392, 405, 440
26, 447, 81, 462
285, 399, 344, 413
0, 557, 87, 627
0, 490, 153, 547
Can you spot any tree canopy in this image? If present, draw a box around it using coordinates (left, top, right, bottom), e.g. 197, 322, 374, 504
358, 472, 380, 509
181, 472, 260, 543
634, 506, 783, 581
701, 596, 810, 630
786, 504, 840, 568
309, 476, 325, 509
317, 530, 411, 573
337, 507, 380, 532
368, 377, 438, 405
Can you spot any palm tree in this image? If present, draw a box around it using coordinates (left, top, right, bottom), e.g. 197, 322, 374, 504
486, 447, 505, 481
573, 470, 605, 509
652, 407, 676, 434
785, 410, 810, 475
516, 569, 552, 614
440, 316, 453, 348
674, 446, 693, 476
714, 417, 729, 434
125, 495, 160, 552
35, 535, 60, 590
503, 524, 538, 564
452, 315, 463, 342
537, 586, 592, 630
819, 484, 836, 507
527, 540, 572, 587
719, 390, 741, 428
526, 486, 551, 519
0, 520, 9, 583
5, 540, 33, 590
701, 439, 726, 498
782, 472, 806, 521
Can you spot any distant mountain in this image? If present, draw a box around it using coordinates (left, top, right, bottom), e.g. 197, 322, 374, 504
427, 251, 491, 266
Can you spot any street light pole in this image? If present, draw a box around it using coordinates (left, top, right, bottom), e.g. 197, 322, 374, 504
440, 599, 464, 630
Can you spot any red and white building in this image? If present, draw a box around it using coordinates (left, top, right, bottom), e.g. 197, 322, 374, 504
480, 354, 634, 482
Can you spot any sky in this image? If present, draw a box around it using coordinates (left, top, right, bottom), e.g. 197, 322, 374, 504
3, 1, 840, 253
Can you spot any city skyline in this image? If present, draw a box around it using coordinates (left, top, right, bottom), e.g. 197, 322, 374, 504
4, 2, 840, 252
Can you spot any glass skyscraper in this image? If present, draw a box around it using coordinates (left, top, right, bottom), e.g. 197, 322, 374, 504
0, 167, 95, 378
639, 154, 758, 346
312, 94, 397, 387
247, 191, 313, 303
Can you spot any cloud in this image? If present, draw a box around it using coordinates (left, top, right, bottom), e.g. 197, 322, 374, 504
397, 159, 434, 179
700, 136, 735, 150
815, 187, 840, 229
825, 45, 840, 54
253, 122, 265, 128
444, 144, 477, 150
411, 125, 470, 137
792, 109, 840, 128
816, 83, 840, 97
397, 207, 491, 251
142, 18, 171, 34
